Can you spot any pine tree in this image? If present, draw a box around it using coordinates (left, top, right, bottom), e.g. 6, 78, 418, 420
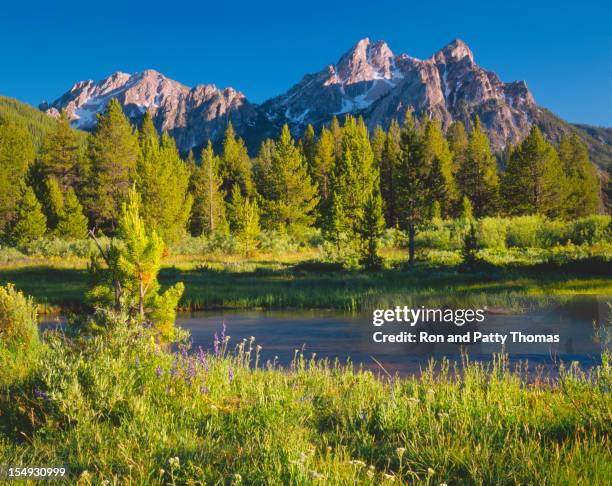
420, 118, 456, 215
300, 124, 317, 173
396, 109, 432, 265
219, 122, 253, 199
0, 121, 35, 231
86, 98, 140, 231
253, 138, 275, 197
138, 112, 159, 162
261, 125, 318, 233
189, 141, 226, 236
325, 116, 377, 254
87, 187, 184, 340
39, 110, 83, 191
456, 116, 499, 217
380, 119, 401, 227
56, 188, 88, 239
137, 131, 192, 243
357, 186, 386, 269
312, 127, 336, 209
330, 115, 343, 160
228, 185, 260, 257
501, 126, 565, 217
460, 195, 474, 221
557, 134, 600, 217
11, 184, 47, 246
40, 176, 64, 229
185, 148, 196, 169
446, 120, 468, 177
371, 126, 387, 170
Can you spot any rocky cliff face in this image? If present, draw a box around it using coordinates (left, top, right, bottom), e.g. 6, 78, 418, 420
41, 69, 257, 151
41, 38, 598, 160
263, 38, 536, 151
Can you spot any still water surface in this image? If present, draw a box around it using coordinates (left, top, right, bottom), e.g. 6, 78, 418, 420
42, 297, 610, 376
175, 300, 609, 375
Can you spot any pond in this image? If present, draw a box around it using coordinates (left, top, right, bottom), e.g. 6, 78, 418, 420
42, 296, 610, 376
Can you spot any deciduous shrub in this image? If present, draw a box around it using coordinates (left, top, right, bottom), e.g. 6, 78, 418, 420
0, 283, 38, 349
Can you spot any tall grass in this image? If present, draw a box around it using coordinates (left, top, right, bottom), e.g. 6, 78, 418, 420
1, 316, 610, 484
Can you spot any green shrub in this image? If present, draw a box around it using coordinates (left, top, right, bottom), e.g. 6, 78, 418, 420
569, 216, 611, 245
22, 237, 95, 258
416, 220, 452, 250
477, 217, 508, 249
536, 219, 568, 247
505, 215, 545, 248
0, 284, 38, 349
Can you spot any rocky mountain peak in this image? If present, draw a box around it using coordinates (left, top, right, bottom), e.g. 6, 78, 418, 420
434, 38, 474, 64
42, 37, 553, 157
336, 37, 396, 83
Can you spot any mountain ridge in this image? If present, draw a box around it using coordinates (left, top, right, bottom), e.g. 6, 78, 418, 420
39, 38, 611, 167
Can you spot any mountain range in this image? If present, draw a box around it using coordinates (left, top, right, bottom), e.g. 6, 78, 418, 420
39, 38, 611, 167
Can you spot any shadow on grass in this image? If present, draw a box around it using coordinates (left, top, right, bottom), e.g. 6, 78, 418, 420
0, 261, 609, 313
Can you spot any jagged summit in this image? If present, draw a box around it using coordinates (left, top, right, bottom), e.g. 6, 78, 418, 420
434, 38, 474, 63
43, 37, 538, 154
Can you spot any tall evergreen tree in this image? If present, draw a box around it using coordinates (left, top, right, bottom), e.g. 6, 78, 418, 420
0, 121, 35, 231
300, 124, 317, 173
396, 109, 432, 265
40, 176, 64, 229
325, 116, 376, 253
420, 118, 456, 215
380, 119, 401, 226
557, 134, 600, 216
137, 132, 192, 243
219, 122, 253, 199
312, 127, 336, 208
138, 112, 159, 162
11, 184, 47, 246
39, 110, 83, 191
87, 98, 140, 231
501, 126, 565, 217
371, 126, 387, 170
262, 125, 318, 233
456, 116, 499, 217
253, 138, 275, 197
56, 188, 88, 239
189, 142, 226, 236
228, 185, 260, 257
357, 186, 385, 269
446, 120, 468, 177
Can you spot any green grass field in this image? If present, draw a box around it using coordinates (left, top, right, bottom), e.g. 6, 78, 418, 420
0, 253, 610, 314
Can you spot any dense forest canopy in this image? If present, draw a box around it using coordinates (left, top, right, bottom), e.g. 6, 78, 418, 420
0, 96, 607, 266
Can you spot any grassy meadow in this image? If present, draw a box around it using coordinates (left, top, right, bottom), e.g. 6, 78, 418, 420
1, 316, 611, 485
0, 245, 611, 314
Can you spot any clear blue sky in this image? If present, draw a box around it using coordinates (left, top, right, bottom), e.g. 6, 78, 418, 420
2, 0, 610, 125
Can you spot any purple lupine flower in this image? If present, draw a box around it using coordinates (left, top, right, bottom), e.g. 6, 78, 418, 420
228, 367, 234, 383
188, 359, 197, 379
198, 346, 209, 374
213, 333, 220, 356
170, 359, 178, 377
200, 384, 209, 395
34, 388, 48, 400
221, 322, 226, 342
360, 409, 367, 421
135, 357, 140, 368
156, 365, 163, 379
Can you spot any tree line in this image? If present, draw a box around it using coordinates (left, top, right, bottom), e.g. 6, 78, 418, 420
0, 98, 603, 266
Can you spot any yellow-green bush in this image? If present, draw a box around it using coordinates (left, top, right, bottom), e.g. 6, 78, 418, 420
0, 283, 39, 349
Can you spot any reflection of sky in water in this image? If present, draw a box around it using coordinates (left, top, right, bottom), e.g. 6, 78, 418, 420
42, 296, 611, 376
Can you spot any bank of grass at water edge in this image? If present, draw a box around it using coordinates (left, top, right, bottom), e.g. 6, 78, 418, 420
0, 257, 610, 315
0, 318, 610, 485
